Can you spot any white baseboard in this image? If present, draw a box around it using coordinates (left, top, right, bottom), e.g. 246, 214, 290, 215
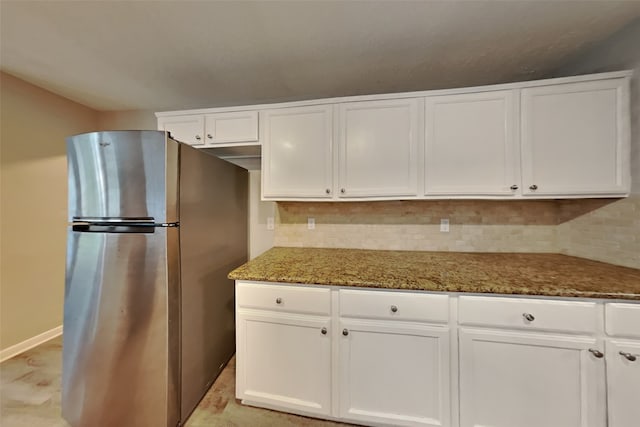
0, 325, 63, 362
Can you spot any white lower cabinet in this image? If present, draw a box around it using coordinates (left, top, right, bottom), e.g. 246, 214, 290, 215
236, 281, 636, 427
339, 319, 450, 426
235, 282, 332, 416
458, 328, 606, 427
236, 311, 332, 416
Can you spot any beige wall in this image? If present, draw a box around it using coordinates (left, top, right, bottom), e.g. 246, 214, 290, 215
0, 72, 99, 350
97, 109, 157, 131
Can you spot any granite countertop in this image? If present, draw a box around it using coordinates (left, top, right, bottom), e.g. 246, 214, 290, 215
229, 247, 640, 300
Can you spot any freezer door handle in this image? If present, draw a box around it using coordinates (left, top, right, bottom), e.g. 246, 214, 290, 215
72, 223, 156, 233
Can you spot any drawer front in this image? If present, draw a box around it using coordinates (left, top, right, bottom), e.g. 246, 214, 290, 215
236, 282, 331, 315
458, 296, 598, 334
339, 289, 449, 323
606, 303, 640, 338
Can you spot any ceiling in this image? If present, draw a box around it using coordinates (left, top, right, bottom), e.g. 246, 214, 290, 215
1, 1, 640, 112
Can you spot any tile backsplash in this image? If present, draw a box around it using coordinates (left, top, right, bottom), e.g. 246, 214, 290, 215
274, 198, 639, 269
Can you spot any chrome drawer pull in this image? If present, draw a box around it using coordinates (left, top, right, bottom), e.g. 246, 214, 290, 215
275, 297, 282, 304
342, 329, 349, 336
589, 348, 604, 358
390, 305, 398, 313
620, 351, 637, 362
321, 327, 327, 335
522, 313, 535, 322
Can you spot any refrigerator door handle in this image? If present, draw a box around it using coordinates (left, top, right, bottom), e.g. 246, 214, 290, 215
72, 223, 156, 234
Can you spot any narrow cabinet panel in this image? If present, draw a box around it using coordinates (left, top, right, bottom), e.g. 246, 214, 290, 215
606, 340, 640, 427
424, 90, 518, 196
459, 328, 606, 427
338, 99, 419, 198
521, 78, 630, 196
262, 105, 333, 199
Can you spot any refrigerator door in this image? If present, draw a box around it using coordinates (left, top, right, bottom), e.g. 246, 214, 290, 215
62, 226, 180, 427
67, 130, 179, 223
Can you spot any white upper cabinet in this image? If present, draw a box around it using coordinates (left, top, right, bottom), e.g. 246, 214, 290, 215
338, 99, 419, 198
262, 105, 333, 199
203, 111, 258, 144
521, 78, 630, 197
157, 111, 258, 146
157, 71, 631, 200
425, 90, 518, 196
157, 114, 205, 146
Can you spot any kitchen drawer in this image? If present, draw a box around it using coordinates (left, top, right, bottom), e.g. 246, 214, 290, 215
606, 303, 640, 338
458, 296, 598, 334
339, 289, 449, 323
236, 282, 330, 315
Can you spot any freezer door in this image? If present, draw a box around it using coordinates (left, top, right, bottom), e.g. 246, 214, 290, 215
67, 130, 179, 223
62, 227, 179, 427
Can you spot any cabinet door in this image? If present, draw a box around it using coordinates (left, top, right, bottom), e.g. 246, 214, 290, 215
262, 105, 333, 199
236, 311, 332, 416
157, 115, 205, 146
338, 99, 419, 198
606, 340, 640, 427
521, 78, 630, 196
339, 319, 450, 427
459, 328, 606, 427
204, 111, 258, 144
425, 90, 518, 196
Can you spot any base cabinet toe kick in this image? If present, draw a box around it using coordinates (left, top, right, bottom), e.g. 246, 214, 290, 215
234, 281, 640, 427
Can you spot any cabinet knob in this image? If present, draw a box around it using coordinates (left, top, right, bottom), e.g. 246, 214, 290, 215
195, 135, 202, 141
619, 351, 637, 362
275, 297, 282, 304
321, 327, 327, 335
340, 188, 346, 194
510, 185, 519, 190
529, 184, 538, 191
325, 188, 331, 194
207, 133, 213, 139
522, 313, 535, 322
342, 328, 349, 336
589, 348, 604, 358
390, 305, 398, 313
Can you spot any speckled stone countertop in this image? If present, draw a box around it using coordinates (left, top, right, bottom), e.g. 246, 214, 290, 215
229, 247, 640, 300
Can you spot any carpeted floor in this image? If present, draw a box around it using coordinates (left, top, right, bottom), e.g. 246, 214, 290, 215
0, 336, 352, 427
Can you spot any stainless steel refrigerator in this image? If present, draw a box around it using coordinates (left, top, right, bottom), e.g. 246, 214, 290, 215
62, 130, 247, 426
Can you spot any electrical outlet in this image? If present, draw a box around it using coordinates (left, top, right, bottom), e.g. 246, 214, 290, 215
266, 217, 274, 230
307, 217, 315, 230
440, 218, 450, 232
